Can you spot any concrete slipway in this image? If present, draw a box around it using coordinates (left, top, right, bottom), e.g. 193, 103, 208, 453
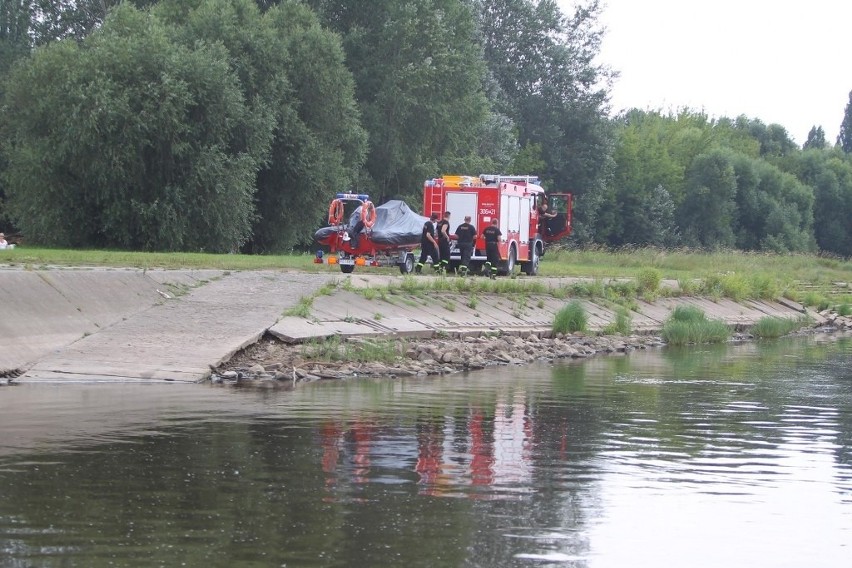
0, 267, 815, 383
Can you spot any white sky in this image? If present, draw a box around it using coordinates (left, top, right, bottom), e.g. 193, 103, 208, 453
560, 0, 851, 144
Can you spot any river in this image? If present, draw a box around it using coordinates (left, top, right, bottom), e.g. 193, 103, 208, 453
1, 335, 850, 567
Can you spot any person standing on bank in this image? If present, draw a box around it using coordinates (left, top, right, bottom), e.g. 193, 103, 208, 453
436, 211, 452, 273
415, 213, 440, 274
454, 215, 477, 276
482, 218, 502, 279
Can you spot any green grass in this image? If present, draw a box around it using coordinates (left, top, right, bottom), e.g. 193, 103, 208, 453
602, 306, 632, 335
301, 336, 399, 363
543, 247, 851, 301
661, 306, 730, 345
837, 302, 852, 316
751, 316, 808, 339
801, 291, 831, 311
4, 246, 849, 305
0, 247, 320, 270
553, 300, 588, 334
283, 295, 313, 318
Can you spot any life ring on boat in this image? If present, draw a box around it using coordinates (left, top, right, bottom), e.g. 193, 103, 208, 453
328, 199, 345, 225
362, 201, 377, 229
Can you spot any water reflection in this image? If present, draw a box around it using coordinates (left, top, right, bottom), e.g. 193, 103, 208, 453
0, 335, 850, 567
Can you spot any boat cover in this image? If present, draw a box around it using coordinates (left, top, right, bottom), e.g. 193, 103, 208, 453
314, 200, 429, 246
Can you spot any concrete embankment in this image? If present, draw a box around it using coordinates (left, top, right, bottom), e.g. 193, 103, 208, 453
1, 268, 332, 382
0, 267, 837, 384
270, 274, 817, 343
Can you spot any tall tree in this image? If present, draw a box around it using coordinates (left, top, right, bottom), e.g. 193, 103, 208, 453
803, 125, 826, 150
476, 0, 613, 240
307, 0, 491, 201
839, 90, 852, 154
677, 149, 738, 249
791, 149, 852, 256
2, 3, 263, 250
155, 0, 367, 251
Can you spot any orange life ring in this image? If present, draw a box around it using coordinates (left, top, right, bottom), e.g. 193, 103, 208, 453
328, 199, 344, 225
362, 201, 377, 229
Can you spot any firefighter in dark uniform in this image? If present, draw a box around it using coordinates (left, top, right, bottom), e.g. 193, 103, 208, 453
436, 211, 452, 273
482, 218, 502, 279
538, 199, 556, 237
415, 212, 440, 273
454, 215, 477, 276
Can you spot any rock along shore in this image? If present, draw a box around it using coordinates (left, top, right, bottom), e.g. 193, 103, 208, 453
213, 314, 852, 389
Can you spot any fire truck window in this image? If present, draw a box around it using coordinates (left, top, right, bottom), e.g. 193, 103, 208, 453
548, 196, 566, 214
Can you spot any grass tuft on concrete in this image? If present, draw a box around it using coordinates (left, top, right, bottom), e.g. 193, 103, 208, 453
553, 301, 587, 334
751, 316, 808, 339
602, 306, 632, 335
662, 306, 729, 345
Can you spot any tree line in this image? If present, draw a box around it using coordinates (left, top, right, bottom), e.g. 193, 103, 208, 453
1, 0, 851, 257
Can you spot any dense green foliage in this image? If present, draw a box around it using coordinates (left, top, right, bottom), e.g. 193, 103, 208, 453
599, 110, 852, 255
1, 1, 851, 256
1, 0, 365, 251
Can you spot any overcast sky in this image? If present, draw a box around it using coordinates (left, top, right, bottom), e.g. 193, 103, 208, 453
561, 0, 851, 144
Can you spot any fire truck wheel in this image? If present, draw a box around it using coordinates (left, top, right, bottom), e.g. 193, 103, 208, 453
501, 246, 517, 276
523, 247, 539, 275
340, 264, 355, 274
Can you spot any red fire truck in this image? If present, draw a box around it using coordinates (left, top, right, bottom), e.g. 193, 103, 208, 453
422, 174, 572, 275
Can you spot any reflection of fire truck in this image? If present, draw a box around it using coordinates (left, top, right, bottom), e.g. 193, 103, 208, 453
422, 175, 572, 275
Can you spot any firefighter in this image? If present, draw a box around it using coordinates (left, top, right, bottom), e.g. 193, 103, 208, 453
454, 215, 477, 276
436, 211, 452, 273
482, 218, 501, 279
415, 212, 440, 274
538, 198, 556, 237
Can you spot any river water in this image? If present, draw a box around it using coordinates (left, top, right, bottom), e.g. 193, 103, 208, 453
1, 335, 851, 567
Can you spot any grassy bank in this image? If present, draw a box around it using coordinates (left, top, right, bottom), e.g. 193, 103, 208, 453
2, 246, 850, 304
0, 247, 320, 271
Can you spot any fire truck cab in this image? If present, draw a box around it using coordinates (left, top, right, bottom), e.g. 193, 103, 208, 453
422, 174, 572, 275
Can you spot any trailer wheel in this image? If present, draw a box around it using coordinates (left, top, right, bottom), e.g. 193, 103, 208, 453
399, 253, 415, 274
523, 246, 539, 276
340, 264, 355, 274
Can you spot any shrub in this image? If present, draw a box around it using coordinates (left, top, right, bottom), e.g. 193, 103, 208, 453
749, 274, 779, 300
661, 306, 730, 345
636, 268, 662, 294
553, 301, 588, 334
700, 274, 725, 301
801, 291, 827, 308
751, 316, 805, 339
837, 303, 852, 316
678, 278, 699, 295
720, 273, 750, 301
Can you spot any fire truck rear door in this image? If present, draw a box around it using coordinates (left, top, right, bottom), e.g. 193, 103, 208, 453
446, 192, 478, 230
544, 193, 573, 242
